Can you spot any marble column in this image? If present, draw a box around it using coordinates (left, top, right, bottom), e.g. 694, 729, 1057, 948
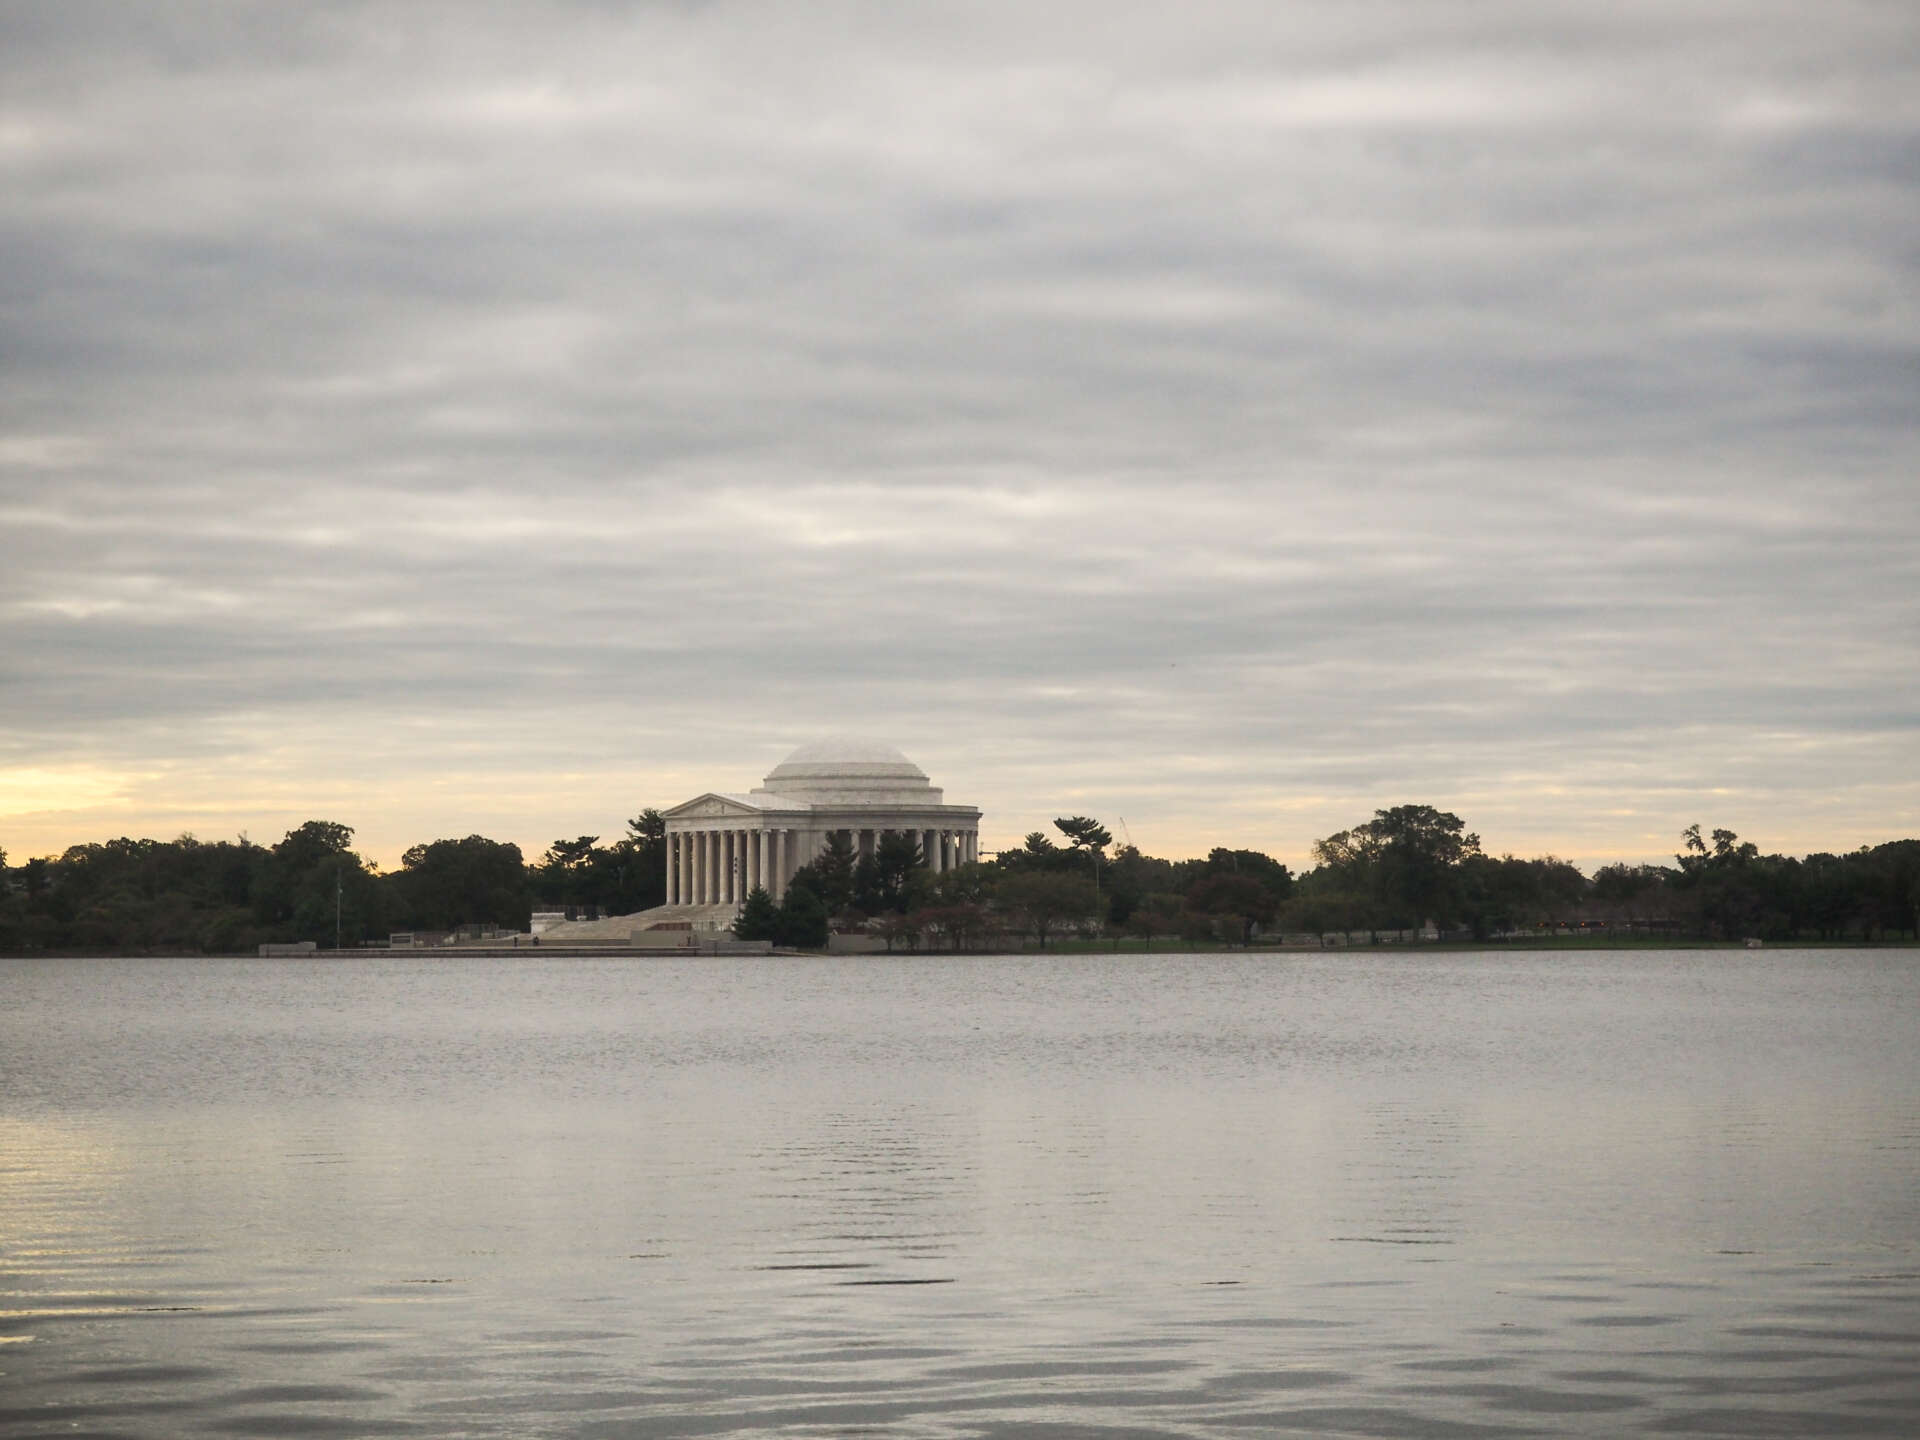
668, 834, 679, 905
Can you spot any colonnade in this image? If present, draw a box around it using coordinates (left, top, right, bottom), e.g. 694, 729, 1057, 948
667, 826, 980, 907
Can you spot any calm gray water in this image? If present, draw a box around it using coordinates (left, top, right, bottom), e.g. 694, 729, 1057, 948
3, 950, 1917, 1438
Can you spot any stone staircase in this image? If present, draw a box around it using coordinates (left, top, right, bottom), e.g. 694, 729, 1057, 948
535, 903, 740, 942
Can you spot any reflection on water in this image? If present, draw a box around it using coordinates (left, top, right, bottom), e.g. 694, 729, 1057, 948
2, 950, 1918, 1436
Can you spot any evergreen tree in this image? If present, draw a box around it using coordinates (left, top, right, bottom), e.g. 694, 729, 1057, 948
733, 885, 779, 941
774, 879, 830, 948
853, 831, 923, 913
789, 833, 855, 913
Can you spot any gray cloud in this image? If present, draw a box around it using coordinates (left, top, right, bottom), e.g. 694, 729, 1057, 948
3, 0, 1916, 867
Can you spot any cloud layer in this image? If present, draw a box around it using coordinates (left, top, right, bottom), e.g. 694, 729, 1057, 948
3, 1, 1917, 869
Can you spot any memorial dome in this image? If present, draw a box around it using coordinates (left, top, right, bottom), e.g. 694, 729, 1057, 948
759, 738, 942, 804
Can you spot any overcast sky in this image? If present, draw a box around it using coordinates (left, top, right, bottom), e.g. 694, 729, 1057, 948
3, 1, 1916, 873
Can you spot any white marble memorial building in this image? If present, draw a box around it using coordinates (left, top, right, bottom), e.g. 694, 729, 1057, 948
662, 740, 982, 908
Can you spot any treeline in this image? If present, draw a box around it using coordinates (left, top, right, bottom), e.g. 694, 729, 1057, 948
0, 815, 668, 954
733, 808, 1920, 949
1280, 812, 1919, 945
3, 806, 1916, 954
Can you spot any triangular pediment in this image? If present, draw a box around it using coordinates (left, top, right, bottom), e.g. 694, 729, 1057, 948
664, 792, 762, 820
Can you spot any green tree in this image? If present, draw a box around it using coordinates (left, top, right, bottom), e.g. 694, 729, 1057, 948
853, 831, 923, 913
1673, 824, 1770, 938
0, 844, 19, 952
1053, 815, 1112, 899
1185, 872, 1279, 943
1457, 854, 1589, 939
628, 809, 667, 848
733, 885, 779, 941
1368, 804, 1480, 925
1104, 844, 1181, 926
253, 821, 363, 933
533, 835, 601, 909
1868, 839, 1920, 939
1054, 816, 1112, 853
521, 811, 670, 918
774, 879, 830, 948
789, 833, 855, 914
997, 871, 1099, 948
619, 809, 669, 912
292, 855, 387, 948
393, 835, 530, 931
999, 830, 1074, 874
924, 859, 995, 909
1311, 805, 1480, 927
1592, 863, 1662, 904
273, 821, 358, 874
1196, 848, 1293, 901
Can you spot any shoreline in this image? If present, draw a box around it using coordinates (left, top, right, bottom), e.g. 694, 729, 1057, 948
7, 937, 1917, 961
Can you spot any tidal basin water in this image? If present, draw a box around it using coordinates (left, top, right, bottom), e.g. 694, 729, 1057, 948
3, 951, 1917, 1438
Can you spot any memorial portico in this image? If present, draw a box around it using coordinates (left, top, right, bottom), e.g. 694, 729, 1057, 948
662, 740, 982, 910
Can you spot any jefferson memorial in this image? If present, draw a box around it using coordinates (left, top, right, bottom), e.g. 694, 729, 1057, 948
662, 739, 982, 908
